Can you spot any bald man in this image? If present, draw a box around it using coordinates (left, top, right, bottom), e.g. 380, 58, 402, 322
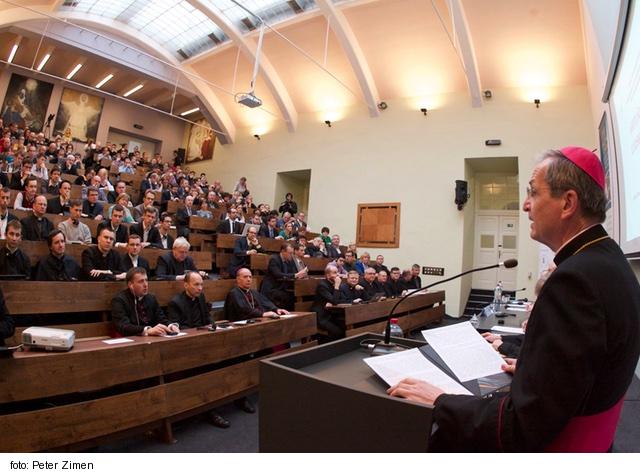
20, 195, 53, 241
167, 271, 211, 328
224, 268, 289, 322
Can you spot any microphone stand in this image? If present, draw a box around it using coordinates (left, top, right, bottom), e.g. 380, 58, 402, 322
370, 260, 517, 356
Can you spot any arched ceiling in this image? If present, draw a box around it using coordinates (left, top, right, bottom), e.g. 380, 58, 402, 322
0, 0, 587, 143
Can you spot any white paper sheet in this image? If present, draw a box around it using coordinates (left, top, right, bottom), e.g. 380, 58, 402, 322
421, 322, 506, 382
490, 325, 525, 335
364, 348, 472, 396
162, 332, 187, 338
102, 338, 134, 345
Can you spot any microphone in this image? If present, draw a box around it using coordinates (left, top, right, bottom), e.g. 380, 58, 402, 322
369, 259, 518, 356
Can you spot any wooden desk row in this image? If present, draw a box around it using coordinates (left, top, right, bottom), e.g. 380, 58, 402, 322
0, 313, 316, 452
0, 240, 213, 271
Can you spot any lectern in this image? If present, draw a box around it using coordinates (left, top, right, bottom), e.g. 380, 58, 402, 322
259, 333, 434, 452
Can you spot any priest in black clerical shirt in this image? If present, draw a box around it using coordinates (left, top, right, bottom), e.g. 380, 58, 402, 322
339, 270, 371, 303
35, 230, 80, 281
225, 268, 289, 322
0, 220, 31, 278
97, 205, 128, 246
167, 271, 210, 328
20, 195, 54, 241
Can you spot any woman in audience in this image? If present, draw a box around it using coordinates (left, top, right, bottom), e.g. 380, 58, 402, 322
234, 176, 249, 197
279, 222, 297, 241
197, 200, 213, 219
108, 193, 135, 223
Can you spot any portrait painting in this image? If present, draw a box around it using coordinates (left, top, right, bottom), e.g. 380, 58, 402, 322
53, 88, 105, 143
1, 73, 54, 132
186, 118, 215, 163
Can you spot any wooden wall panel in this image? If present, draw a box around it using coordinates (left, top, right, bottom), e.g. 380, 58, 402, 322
356, 203, 400, 248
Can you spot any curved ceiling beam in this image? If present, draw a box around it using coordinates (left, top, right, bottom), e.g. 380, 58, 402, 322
0, 6, 236, 143
444, 0, 483, 107
315, 0, 380, 117
187, 0, 298, 132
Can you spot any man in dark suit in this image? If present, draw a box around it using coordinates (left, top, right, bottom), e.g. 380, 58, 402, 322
326, 234, 343, 259
0, 220, 30, 278
107, 181, 127, 204
46, 180, 72, 215
339, 270, 371, 303
111, 267, 178, 337
386, 267, 404, 297
97, 204, 128, 246
81, 227, 123, 281
361, 267, 384, 298
155, 237, 207, 281
82, 187, 104, 221
260, 243, 307, 310
34, 229, 81, 281
128, 206, 157, 247
310, 263, 347, 340
175, 195, 194, 238
148, 212, 174, 250
132, 191, 156, 222
228, 225, 264, 277
120, 234, 150, 273
216, 207, 244, 235
9, 161, 32, 190
0, 187, 18, 240
20, 195, 53, 241
258, 215, 280, 239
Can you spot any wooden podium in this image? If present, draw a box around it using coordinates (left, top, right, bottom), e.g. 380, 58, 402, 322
259, 333, 434, 452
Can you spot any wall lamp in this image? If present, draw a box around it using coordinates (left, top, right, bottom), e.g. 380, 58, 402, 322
420, 108, 427, 116
534, 99, 541, 108
324, 120, 332, 127
377, 101, 388, 111
253, 134, 261, 141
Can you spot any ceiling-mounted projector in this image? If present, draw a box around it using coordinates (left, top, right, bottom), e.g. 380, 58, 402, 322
236, 92, 263, 108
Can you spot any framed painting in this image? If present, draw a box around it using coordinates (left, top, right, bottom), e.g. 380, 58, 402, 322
1, 73, 54, 132
53, 88, 105, 142
186, 118, 215, 163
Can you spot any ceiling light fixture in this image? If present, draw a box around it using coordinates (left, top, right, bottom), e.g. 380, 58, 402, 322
66, 63, 83, 80
534, 99, 541, 108
180, 107, 200, 116
253, 134, 261, 140
420, 108, 427, 116
377, 101, 388, 111
36, 53, 51, 72
324, 120, 332, 128
95, 74, 114, 89
7, 44, 18, 63
123, 84, 144, 97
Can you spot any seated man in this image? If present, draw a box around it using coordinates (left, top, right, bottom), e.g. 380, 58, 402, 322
260, 243, 307, 310
292, 242, 309, 274
13, 176, 38, 211
0, 220, 30, 278
339, 270, 371, 303
82, 187, 104, 221
0, 287, 15, 347
343, 250, 358, 273
9, 161, 32, 190
228, 225, 264, 277
156, 237, 207, 281
42, 167, 62, 195
81, 227, 123, 281
371, 254, 390, 274
216, 207, 244, 235
35, 229, 81, 281
175, 195, 194, 238
225, 268, 289, 322
120, 233, 151, 273
386, 267, 404, 297
148, 212, 174, 249
310, 264, 347, 340
46, 179, 72, 215
360, 267, 382, 299
258, 215, 280, 239
326, 234, 343, 258
20, 195, 53, 241
97, 204, 128, 246
0, 186, 18, 239
111, 267, 178, 336
167, 271, 211, 327
57, 199, 92, 244
407, 263, 422, 289
107, 181, 127, 204
132, 191, 156, 222
376, 270, 393, 297
129, 206, 157, 247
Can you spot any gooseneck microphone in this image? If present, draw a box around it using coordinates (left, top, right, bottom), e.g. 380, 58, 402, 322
369, 258, 518, 356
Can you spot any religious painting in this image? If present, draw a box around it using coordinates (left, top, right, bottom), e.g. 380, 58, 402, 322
53, 88, 105, 143
598, 111, 612, 210
186, 118, 215, 163
1, 73, 54, 132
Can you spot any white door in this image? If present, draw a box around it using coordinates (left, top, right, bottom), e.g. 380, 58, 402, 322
472, 214, 518, 290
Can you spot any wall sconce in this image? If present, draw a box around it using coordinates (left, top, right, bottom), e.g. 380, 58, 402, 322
534, 99, 541, 108
377, 101, 388, 111
253, 134, 261, 141
324, 120, 332, 127
420, 108, 427, 116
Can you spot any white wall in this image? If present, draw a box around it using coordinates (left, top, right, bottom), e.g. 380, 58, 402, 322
189, 84, 595, 316
0, 68, 184, 157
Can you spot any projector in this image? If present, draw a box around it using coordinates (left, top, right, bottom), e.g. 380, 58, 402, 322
236, 93, 263, 108
22, 327, 75, 352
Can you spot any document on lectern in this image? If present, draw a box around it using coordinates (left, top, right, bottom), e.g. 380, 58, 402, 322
421, 322, 506, 382
364, 348, 473, 395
